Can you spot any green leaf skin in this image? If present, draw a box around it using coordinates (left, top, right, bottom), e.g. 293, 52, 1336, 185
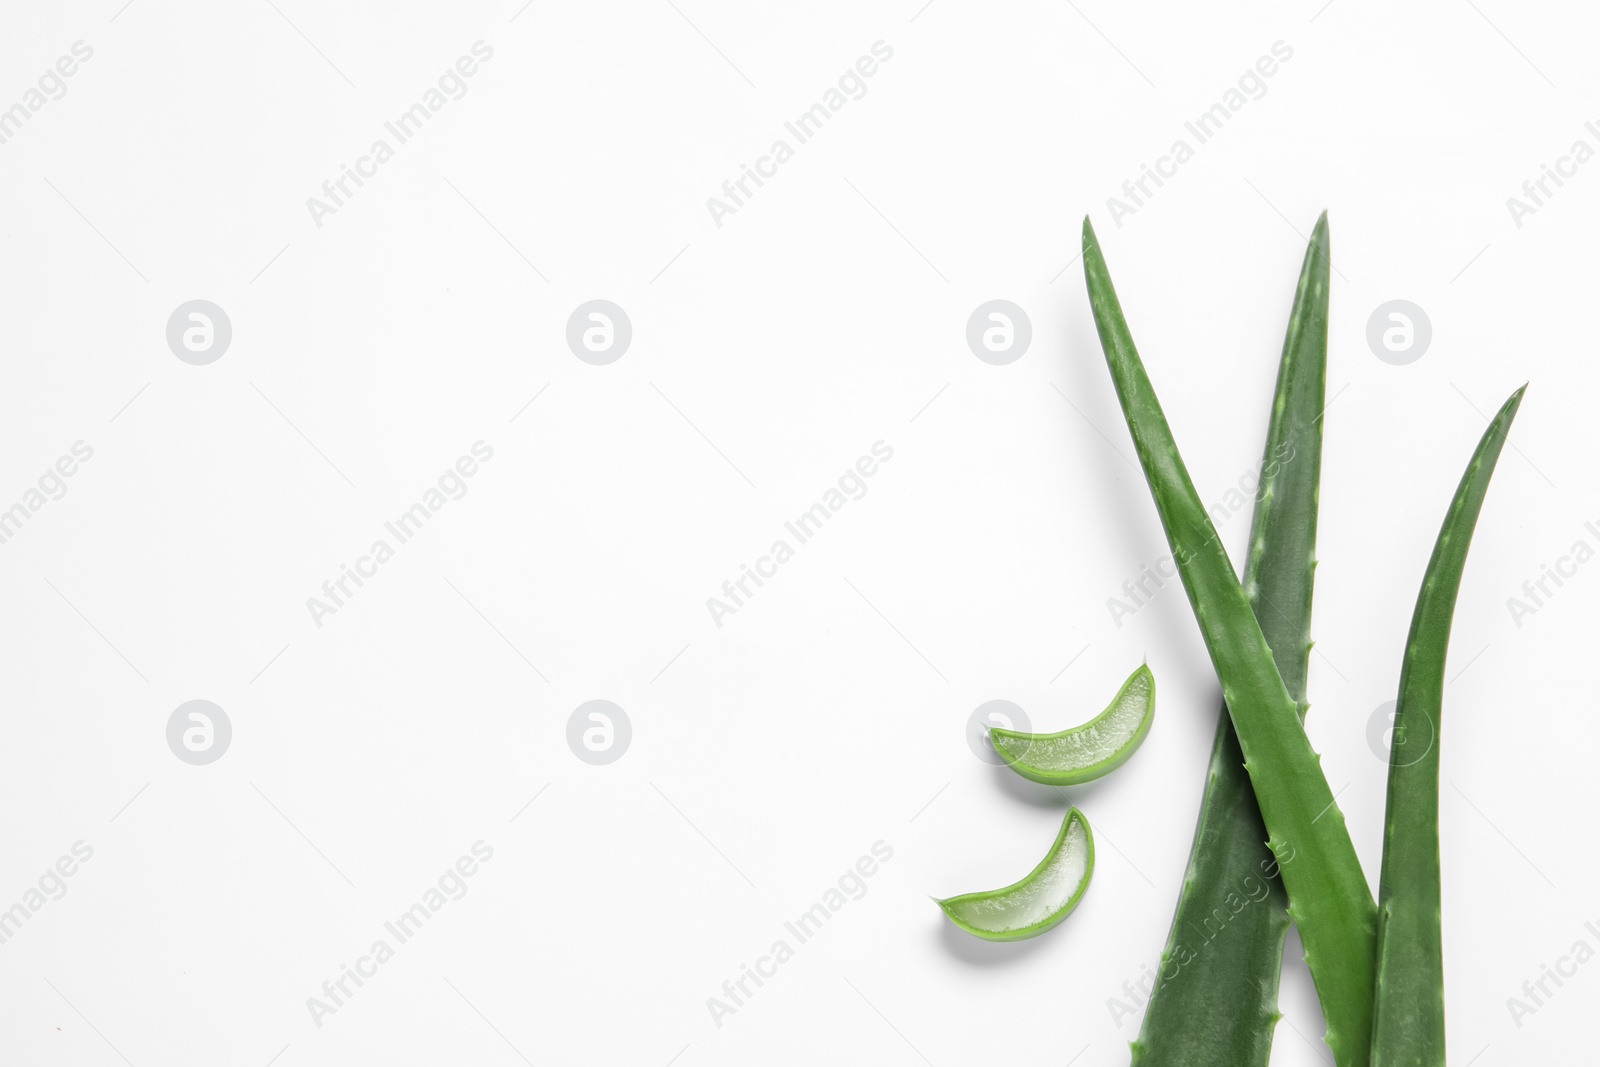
1132, 213, 1329, 1067
990, 664, 1156, 785
936, 808, 1094, 941
1371, 386, 1525, 1067
1082, 216, 1377, 1067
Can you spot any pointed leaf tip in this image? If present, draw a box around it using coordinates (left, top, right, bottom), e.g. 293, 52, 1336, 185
1498, 384, 1527, 422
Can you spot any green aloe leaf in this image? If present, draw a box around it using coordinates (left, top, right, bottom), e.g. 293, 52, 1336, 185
936, 807, 1094, 941
1132, 213, 1329, 1067
990, 664, 1156, 786
1371, 386, 1524, 1067
1082, 216, 1377, 1067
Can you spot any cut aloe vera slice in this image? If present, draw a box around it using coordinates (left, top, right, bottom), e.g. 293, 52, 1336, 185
989, 665, 1155, 785
936, 807, 1094, 941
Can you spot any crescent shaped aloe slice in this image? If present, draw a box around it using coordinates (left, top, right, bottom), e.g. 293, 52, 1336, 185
990, 664, 1155, 785
1082, 217, 1377, 1067
936, 807, 1094, 941
1370, 386, 1525, 1067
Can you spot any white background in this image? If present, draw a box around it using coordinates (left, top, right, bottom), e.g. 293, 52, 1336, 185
0, 1, 1595, 1064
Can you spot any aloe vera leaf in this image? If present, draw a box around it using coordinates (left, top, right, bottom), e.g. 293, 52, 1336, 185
1082, 216, 1377, 1067
936, 808, 1094, 941
1370, 386, 1524, 1067
990, 664, 1156, 785
1131, 213, 1329, 1067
